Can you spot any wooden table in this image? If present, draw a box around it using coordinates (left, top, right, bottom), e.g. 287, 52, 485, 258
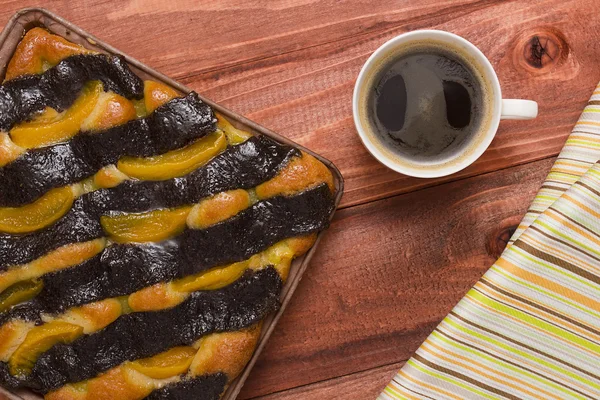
1, 1, 598, 399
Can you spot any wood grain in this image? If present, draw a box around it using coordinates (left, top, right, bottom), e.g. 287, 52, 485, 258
184, 0, 599, 208
239, 157, 553, 398
0, 1, 592, 399
0, 1, 596, 209
254, 362, 405, 400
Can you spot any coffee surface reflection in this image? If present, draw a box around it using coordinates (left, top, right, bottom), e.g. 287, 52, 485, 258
368, 48, 484, 161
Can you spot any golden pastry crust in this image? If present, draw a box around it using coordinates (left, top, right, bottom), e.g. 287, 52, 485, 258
46, 368, 154, 400
51, 299, 123, 334
143, 81, 181, 113
256, 151, 335, 199
89, 165, 129, 189
189, 324, 261, 378
0, 132, 23, 166
0, 320, 34, 362
286, 234, 319, 256
127, 284, 187, 313
5, 27, 92, 81
248, 234, 317, 281
0, 239, 106, 293
45, 326, 260, 400
81, 91, 137, 131
187, 189, 251, 229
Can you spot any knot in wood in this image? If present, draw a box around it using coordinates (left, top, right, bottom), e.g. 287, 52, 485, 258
514, 28, 568, 72
486, 225, 517, 259
524, 35, 559, 68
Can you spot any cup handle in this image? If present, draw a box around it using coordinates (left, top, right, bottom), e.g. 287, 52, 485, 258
501, 99, 538, 120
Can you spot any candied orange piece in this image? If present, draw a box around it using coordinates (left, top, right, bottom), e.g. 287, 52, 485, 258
9, 321, 83, 376
117, 131, 226, 180
0, 279, 43, 313
216, 113, 252, 145
144, 81, 180, 114
101, 206, 193, 243
172, 261, 248, 293
0, 186, 75, 234
129, 346, 196, 379
10, 82, 102, 148
186, 189, 250, 229
26, 107, 60, 123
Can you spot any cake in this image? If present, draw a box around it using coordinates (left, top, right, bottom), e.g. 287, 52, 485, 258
0, 27, 336, 400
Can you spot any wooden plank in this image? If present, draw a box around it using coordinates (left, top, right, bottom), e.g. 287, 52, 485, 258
238, 157, 554, 398
0, 1, 596, 209
253, 362, 405, 400
0, 0, 524, 78
182, 0, 600, 208
0, 0, 507, 76
0, 1, 591, 398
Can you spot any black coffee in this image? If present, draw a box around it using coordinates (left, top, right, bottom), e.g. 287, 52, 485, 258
368, 46, 485, 161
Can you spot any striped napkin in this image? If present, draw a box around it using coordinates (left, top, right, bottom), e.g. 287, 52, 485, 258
380, 83, 600, 400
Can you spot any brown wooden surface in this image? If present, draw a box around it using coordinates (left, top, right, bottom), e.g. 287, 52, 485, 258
0, 1, 597, 399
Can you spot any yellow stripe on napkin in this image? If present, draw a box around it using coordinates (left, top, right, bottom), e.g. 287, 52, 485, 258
510, 83, 600, 245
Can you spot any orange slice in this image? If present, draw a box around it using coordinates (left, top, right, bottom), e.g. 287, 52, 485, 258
216, 113, 252, 145
0, 279, 43, 313
101, 206, 193, 243
128, 346, 196, 379
10, 82, 102, 148
117, 131, 226, 180
9, 321, 83, 376
172, 261, 248, 293
0, 186, 75, 234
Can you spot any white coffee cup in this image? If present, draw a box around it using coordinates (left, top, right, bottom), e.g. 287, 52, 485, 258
352, 30, 538, 178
